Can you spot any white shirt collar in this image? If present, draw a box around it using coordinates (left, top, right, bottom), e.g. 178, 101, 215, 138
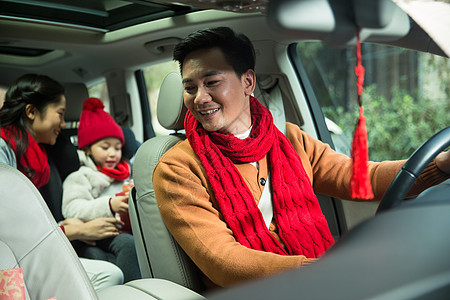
234, 125, 252, 140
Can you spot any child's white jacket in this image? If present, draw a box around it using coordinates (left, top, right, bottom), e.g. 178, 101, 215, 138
62, 150, 126, 221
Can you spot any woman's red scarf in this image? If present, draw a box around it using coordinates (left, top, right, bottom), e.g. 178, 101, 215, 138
185, 96, 333, 258
0, 125, 50, 188
96, 160, 130, 181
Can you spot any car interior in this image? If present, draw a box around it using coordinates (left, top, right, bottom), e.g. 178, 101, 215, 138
0, 0, 449, 299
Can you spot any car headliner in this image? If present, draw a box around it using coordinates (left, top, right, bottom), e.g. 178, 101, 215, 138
0, 0, 447, 86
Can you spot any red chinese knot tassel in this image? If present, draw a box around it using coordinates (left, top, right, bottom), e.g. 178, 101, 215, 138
350, 29, 374, 200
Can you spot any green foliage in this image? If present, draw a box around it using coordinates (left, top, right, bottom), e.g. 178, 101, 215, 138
322, 85, 449, 161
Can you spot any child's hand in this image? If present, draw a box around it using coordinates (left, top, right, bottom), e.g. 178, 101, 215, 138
110, 194, 129, 214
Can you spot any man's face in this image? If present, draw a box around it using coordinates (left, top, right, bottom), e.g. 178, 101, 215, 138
181, 47, 255, 135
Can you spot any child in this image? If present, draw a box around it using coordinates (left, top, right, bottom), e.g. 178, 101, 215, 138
62, 97, 141, 283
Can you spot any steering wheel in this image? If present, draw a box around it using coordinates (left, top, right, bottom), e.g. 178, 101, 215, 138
376, 126, 450, 214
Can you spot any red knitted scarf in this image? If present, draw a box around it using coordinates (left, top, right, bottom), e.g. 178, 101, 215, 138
185, 96, 333, 258
96, 160, 130, 181
1, 125, 50, 188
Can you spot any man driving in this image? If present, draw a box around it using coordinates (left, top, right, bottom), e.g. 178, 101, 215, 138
153, 26, 450, 289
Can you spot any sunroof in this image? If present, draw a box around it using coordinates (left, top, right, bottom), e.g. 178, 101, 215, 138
0, 0, 194, 32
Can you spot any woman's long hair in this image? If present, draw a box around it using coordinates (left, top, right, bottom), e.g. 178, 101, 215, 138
0, 73, 65, 173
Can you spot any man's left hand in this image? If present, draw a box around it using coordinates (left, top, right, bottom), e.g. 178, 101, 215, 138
436, 150, 450, 175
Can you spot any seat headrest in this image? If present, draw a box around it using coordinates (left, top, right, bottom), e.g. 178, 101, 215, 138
157, 72, 187, 131
64, 83, 89, 122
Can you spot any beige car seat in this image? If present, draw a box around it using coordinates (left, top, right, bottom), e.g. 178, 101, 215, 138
0, 162, 205, 300
129, 72, 206, 293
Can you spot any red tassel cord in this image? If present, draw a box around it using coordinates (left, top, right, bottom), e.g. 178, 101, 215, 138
350, 29, 374, 200
351, 106, 373, 199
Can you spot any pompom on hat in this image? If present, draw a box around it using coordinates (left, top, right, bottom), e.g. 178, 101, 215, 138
77, 97, 124, 149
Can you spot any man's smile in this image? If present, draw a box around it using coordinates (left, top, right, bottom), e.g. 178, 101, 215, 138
199, 108, 220, 115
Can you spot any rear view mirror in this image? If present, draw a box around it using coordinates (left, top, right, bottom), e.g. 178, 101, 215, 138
267, 0, 410, 47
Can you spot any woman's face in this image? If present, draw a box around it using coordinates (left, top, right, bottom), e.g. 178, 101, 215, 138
28, 95, 66, 145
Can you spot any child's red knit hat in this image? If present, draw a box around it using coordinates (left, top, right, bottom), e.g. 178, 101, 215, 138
77, 97, 124, 149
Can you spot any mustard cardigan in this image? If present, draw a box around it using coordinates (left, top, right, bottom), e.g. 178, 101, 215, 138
153, 122, 447, 288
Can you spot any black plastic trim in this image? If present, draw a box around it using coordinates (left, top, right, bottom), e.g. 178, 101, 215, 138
134, 69, 155, 141
287, 43, 348, 236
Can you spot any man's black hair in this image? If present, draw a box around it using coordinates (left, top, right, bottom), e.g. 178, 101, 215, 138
173, 26, 255, 78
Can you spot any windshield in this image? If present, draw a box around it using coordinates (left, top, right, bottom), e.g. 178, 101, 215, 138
297, 42, 449, 161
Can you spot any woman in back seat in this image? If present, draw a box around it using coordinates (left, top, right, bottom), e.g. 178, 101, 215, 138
0, 73, 124, 291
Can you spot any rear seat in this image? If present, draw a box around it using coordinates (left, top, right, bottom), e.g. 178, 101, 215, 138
38, 81, 144, 276
38, 82, 87, 220
39, 82, 141, 220
39, 133, 79, 221
62, 83, 87, 145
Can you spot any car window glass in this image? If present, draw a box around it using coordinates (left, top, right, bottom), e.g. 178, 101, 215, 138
142, 60, 180, 136
0, 86, 6, 109
88, 80, 111, 112
297, 42, 449, 161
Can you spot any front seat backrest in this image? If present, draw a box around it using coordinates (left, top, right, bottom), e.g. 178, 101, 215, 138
130, 72, 205, 292
0, 163, 207, 300
0, 163, 98, 300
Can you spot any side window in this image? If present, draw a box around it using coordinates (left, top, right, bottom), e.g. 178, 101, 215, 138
0, 86, 6, 109
297, 42, 449, 160
88, 80, 110, 112
142, 60, 179, 136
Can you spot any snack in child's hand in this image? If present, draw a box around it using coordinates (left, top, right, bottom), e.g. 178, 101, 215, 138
115, 179, 134, 234
122, 179, 134, 193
